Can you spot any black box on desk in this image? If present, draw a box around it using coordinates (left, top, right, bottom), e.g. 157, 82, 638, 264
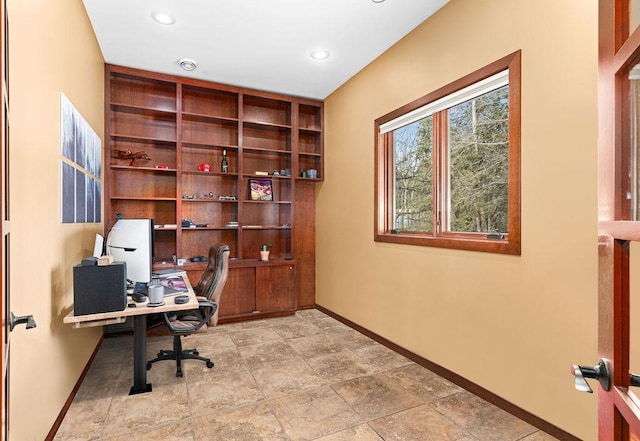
73, 262, 127, 315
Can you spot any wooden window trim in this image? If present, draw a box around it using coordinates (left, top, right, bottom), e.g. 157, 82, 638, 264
374, 50, 521, 255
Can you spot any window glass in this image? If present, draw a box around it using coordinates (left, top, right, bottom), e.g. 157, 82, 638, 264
374, 50, 520, 254
448, 85, 509, 233
393, 116, 433, 232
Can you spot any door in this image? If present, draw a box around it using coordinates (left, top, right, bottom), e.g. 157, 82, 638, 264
576, 0, 640, 438
1, 0, 8, 438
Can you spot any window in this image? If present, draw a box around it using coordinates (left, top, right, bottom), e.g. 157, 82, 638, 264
374, 51, 521, 254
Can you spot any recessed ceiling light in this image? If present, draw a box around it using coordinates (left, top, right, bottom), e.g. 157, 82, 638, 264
178, 58, 198, 71
310, 50, 330, 60
151, 11, 176, 25
372, 0, 386, 2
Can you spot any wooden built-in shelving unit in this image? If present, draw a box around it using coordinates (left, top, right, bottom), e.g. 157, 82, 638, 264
104, 65, 322, 321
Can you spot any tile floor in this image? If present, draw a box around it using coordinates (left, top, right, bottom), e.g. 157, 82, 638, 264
54, 309, 559, 441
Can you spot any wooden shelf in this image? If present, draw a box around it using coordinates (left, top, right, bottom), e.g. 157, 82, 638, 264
105, 64, 322, 318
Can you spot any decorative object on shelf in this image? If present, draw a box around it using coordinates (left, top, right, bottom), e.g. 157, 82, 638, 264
155, 164, 169, 169
113, 149, 151, 166
181, 219, 196, 228
226, 221, 238, 228
218, 195, 237, 200
221, 149, 229, 173
307, 169, 318, 179
201, 192, 216, 199
249, 179, 273, 201
255, 171, 269, 176
260, 243, 272, 262
198, 162, 212, 172
183, 194, 196, 199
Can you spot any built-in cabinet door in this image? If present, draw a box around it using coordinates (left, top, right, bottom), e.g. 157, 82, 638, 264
219, 267, 256, 317
255, 264, 296, 312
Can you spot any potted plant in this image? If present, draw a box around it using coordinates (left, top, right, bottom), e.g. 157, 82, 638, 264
260, 243, 272, 261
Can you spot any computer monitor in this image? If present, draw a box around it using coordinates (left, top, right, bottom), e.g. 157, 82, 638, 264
106, 218, 153, 284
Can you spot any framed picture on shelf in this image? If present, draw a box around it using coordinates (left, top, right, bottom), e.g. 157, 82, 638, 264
249, 179, 273, 201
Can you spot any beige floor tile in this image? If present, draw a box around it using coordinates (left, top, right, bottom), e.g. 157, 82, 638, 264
75, 365, 123, 401
103, 419, 195, 441
520, 430, 561, 440
369, 404, 473, 441
268, 386, 362, 441
332, 372, 423, 420
101, 382, 191, 439
432, 390, 538, 441
313, 424, 383, 441
270, 320, 323, 339
228, 326, 283, 346
308, 317, 351, 333
252, 357, 327, 398
187, 369, 265, 417
192, 403, 289, 441
295, 309, 329, 319
238, 340, 299, 367
54, 396, 112, 441
352, 344, 412, 372
287, 333, 345, 359
306, 350, 377, 383
384, 363, 463, 402
325, 329, 377, 352
56, 310, 560, 441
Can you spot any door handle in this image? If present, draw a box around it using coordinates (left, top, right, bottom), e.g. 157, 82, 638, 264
9, 312, 36, 332
571, 359, 611, 393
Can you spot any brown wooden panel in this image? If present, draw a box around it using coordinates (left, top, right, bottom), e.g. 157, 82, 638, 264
153, 229, 177, 262
111, 169, 176, 199
256, 264, 296, 312
242, 150, 291, 174
220, 267, 256, 316
108, 200, 176, 229
180, 229, 238, 259
111, 108, 176, 141
243, 124, 291, 151
182, 85, 238, 118
182, 117, 238, 146
244, 96, 291, 126
111, 73, 176, 111
295, 181, 316, 308
298, 104, 321, 131
299, 131, 321, 154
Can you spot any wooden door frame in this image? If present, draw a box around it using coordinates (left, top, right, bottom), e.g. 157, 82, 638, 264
599, 0, 640, 438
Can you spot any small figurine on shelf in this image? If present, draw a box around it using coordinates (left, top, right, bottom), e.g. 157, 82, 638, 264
260, 243, 272, 262
113, 150, 151, 166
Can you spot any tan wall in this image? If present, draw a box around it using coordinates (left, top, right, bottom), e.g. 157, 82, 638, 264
8, 0, 104, 439
319, 0, 598, 439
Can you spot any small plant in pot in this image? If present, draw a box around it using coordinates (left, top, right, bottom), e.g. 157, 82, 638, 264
260, 243, 272, 261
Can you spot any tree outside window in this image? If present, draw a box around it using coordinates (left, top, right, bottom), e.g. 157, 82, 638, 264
375, 51, 520, 255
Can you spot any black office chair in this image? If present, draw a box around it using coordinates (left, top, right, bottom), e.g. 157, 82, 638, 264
146, 243, 230, 377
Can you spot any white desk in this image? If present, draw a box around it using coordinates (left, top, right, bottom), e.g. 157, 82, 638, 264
64, 272, 198, 394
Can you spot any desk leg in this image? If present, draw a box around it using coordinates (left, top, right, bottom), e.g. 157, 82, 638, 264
129, 314, 152, 395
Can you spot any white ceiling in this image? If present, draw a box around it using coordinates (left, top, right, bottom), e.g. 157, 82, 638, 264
81, 0, 449, 100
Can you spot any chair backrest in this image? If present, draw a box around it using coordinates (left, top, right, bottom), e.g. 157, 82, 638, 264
193, 243, 230, 326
